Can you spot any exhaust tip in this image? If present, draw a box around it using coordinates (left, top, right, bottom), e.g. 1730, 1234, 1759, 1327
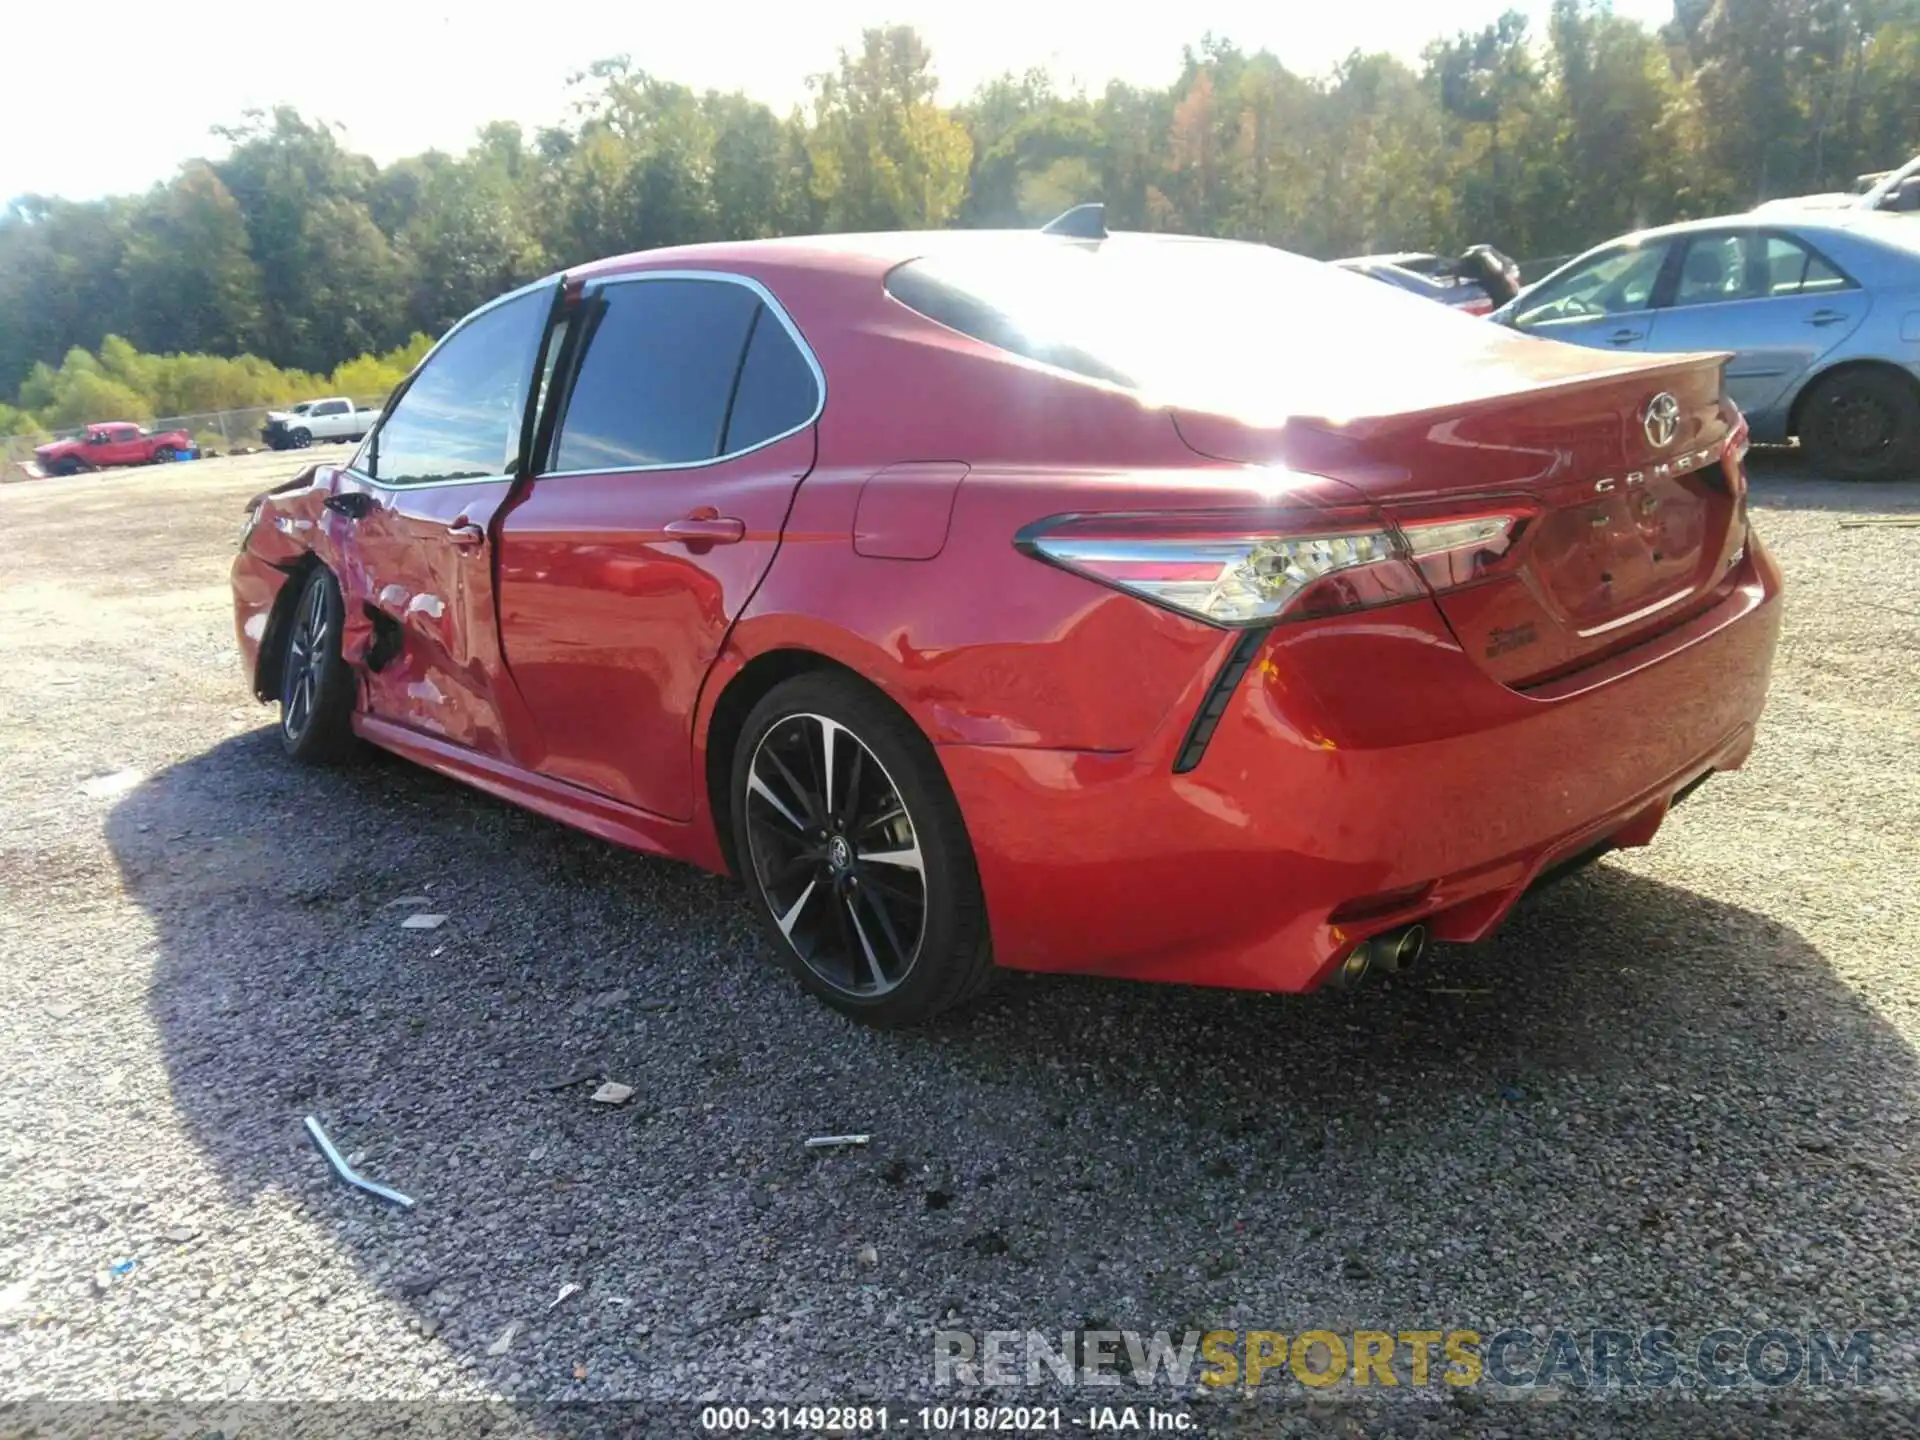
1329, 923, 1428, 989
1374, 923, 1430, 976
1332, 943, 1373, 988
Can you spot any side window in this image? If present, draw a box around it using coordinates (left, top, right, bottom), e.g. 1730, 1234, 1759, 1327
1763, 235, 1855, 296
1511, 243, 1668, 329
365, 286, 549, 486
549, 278, 760, 472
1671, 234, 1756, 307
723, 308, 820, 453
313, 400, 347, 417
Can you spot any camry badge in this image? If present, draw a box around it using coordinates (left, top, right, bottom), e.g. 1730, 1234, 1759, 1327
1643, 392, 1681, 449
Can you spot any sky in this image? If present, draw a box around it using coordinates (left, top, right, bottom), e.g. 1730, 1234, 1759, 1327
1, 0, 1675, 204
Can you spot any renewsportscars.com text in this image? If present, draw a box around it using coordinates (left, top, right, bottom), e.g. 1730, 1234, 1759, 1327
934, 1327, 1877, 1392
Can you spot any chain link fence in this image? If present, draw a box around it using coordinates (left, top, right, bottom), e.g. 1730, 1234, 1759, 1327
4, 398, 386, 479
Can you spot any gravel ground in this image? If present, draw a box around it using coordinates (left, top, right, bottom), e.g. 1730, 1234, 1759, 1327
1, 450, 1918, 1436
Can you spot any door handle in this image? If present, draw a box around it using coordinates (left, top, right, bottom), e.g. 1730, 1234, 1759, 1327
446, 522, 486, 548
1807, 309, 1849, 327
663, 514, 747, 546
1607, 328, 1644, 346
324, 491, 375, 519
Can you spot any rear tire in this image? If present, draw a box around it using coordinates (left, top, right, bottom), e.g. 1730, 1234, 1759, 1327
1798, 367, 1920, 481
278, 568, 357, 764
730, 671, 995, 1026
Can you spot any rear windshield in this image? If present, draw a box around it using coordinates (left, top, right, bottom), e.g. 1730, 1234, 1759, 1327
884, 235, 1487, 422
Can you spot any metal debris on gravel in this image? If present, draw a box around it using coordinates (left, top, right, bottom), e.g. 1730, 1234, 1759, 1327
304, 1117, 416, 1210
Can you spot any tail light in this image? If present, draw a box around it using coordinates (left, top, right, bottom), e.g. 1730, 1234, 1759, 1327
1016, 501, 1535, 628
1722, 409, 1752, 557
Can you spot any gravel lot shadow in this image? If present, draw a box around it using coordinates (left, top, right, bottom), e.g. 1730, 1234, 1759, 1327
107, 729, 1920, 1410
1745, 449, 1920, 515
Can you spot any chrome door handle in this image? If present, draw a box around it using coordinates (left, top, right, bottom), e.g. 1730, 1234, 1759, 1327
446, 523, 486, 548
663, 514, 747, 546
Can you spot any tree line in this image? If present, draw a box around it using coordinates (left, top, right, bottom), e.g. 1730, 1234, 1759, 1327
3, 0, 1918, 430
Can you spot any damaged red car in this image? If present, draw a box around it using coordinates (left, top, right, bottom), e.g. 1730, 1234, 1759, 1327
232, 214, 1782, 1025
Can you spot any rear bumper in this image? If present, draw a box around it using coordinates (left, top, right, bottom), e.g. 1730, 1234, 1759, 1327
941, 535, 1784, 992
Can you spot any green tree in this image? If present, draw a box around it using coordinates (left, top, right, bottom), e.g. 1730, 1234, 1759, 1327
807, 27, 973, 230
119, 163, 264, 357
214, 108, 409, 370
0, 197, 136, 399
401, 149, 546, 336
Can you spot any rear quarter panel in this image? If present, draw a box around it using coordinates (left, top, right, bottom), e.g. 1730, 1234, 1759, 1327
715, 289, 1371, 754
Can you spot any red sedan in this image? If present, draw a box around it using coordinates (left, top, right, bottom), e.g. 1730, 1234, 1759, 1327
232, 220, 1782, 1025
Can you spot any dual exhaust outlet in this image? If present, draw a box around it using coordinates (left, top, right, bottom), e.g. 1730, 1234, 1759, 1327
1330, 923, 1429, 989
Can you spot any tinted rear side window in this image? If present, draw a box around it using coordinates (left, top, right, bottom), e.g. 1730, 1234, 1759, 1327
551, 278, 760, 472
723, 309, 820, 452
886, 259, 1135, 387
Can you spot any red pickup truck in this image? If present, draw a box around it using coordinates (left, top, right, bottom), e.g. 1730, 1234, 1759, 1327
34, 422, 197, 476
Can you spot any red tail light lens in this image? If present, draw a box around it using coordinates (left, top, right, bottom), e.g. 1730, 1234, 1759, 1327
1017, 501, 1533, 628
1388, 499, 1537, 593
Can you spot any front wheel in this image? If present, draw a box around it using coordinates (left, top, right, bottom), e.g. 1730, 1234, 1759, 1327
149, 447, 175, 464
278, 568, 357, 763
1798, 368, 1920, 481
289, 427, 312, 450
731, 672, 994, 1026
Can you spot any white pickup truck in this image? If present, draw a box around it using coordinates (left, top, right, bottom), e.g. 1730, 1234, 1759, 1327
260, 397, 379, 450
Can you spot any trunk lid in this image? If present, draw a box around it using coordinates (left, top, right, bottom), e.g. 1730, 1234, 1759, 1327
1173, 351, 1747, 687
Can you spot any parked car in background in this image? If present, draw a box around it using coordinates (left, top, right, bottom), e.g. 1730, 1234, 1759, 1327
233, 217, 1779, 1026
1333, 245, 1522, 314
1493, 212, 1920, 480
1753, 153, 1920, 218
33, 422, 196, 476
261, 397, 379, 450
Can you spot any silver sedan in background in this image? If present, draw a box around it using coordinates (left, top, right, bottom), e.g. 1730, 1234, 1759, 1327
1490, 213, 1920, 480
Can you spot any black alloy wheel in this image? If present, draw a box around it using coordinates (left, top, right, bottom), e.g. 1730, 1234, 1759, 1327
746, 710, 927, 997
278, 568, 356, 763
732, 672, 995, 1025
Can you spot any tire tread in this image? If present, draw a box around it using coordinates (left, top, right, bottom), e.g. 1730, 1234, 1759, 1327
731, 671, 995, 1026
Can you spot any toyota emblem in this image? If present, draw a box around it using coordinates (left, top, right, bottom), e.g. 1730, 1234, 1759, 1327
1643, 392, 1681, 449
